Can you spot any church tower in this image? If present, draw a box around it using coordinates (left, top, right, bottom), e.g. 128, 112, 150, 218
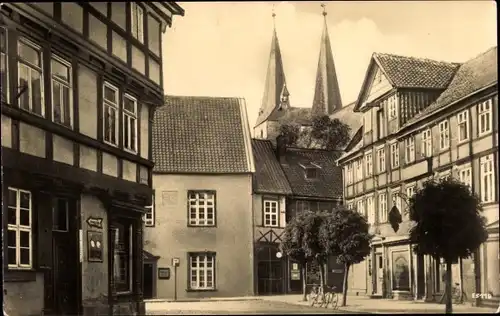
311, 4, 343, 117
254, 9, 290, 140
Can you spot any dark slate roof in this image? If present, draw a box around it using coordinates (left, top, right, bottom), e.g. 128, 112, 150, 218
281, 147, 342, 199
270, 106, 312, 125
251, 139, 293, 195
404, 46, 498, 127
153, 95, 254, 174
374, 52, 461, 89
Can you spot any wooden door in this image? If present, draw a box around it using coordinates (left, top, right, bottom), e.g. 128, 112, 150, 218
374, 253, 384, 295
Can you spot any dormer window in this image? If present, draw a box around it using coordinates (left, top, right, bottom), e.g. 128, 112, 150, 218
299, 162, 321, 180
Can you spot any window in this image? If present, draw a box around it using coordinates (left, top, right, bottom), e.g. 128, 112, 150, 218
297, 200, 310, 213
366, 196, 375, 224
357, 199, 365, 217
355, 159, 363, 181
189, 253, 216, 290
390, 143, 399, 169
123, 94, 138, 153
478, 99, 493, 136
52, 198, 69, 232
347, 203, 354, 210
406, 186, 415, 200
439, 120, 449, 150
7, 188, 33, 269
148, 14, 161, 56
421, 129, 432, 158
377, 109, 385, 139
51, 56, 73, 127
131, 3, 144, 43
388, 97, 397, 119
18, 38, 44, 116
458, 166, 472, 189
188, 191, 216, 226
143, 192, 155, 227
392, 192, 402, 211
377, 148, 386, 173
305, 167, 317, 179
1, 27, 8, 103
346, 164, 353, 184
103, 82, 119, 146
405, 137, 415, 164
480, 155, 495, 203
263, 200, 279, 227
365, 153, 373, 176
378, 193, 387, 223
112, 222, 133, 293
457, 110, 469, 142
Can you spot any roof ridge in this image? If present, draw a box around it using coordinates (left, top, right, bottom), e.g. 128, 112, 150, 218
164, 94, 243, 100
374, 52, 460, 66
286, 146, 343, 153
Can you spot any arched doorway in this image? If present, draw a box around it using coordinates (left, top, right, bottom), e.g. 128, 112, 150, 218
257, 244, 285, 295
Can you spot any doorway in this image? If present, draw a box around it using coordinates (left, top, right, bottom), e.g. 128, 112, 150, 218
374, 253, 384, 295
144, 263, 154, 299
257, 245, 284, 295
416, 254, 425, 299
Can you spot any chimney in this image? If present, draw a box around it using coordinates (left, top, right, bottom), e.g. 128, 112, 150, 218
276, 135, 287, 164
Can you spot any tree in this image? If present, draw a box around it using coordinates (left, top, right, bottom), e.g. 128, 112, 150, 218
278, 114, 351, 150
319, 206, 373, 307
408, 177, 488, 314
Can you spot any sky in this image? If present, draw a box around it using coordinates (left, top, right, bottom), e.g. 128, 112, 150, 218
162, 1, 497, 132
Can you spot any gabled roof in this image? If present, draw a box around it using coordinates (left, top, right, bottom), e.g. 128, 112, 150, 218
281, 147, 342, 199
251, 139, 293, 195
311, 15, 343, 117
153, 95, 255, 174
403, 46, 498, 128
255, 27, 288, 127
354, 53, 460, 111
273, 106, 312, 125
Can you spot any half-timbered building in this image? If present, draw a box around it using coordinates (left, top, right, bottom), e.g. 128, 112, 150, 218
1, 2, 183, 315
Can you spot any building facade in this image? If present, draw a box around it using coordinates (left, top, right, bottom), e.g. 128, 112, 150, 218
144, 96, 256, 300
338, 47, 498, 306
1, 2, 183, 315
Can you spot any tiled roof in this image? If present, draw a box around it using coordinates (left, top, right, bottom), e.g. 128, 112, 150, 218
374, 53, 461, 89
153, 95, 254, 174
281, 147, 343, 199
251, 139, 293, 195
270, 106, 312, 125
329, 101, 362, 140
403, 46, 498, 127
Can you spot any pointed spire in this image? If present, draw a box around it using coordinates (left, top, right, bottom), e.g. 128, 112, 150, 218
311, 3, 343, 117
255, 6, 289, 127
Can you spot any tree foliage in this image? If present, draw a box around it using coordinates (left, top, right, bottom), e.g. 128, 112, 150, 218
319, 206, 373, 306
278, 114, 351, 150
408, 177, 488, 313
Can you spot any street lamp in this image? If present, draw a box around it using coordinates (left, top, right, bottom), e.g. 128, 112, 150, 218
276, 252, 283, 259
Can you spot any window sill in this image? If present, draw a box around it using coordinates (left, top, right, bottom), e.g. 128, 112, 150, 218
187, 225, 217, 228
186, 289, 217, 293
457, 139, 469, 145
4, 269, 37, 282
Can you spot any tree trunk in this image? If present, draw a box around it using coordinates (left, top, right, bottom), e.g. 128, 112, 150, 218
445, 260, 453, 314
319, 260, 325, 291
302, 265, 307, 301
342, 264, 350, 307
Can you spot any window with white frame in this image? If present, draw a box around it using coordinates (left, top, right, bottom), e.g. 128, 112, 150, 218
406, 185, 415, 200
439, 120, 449, 150
357, 199, 365, 217
143, 192, 155, 227
480, 155, 495, 203
421, 129, 432, 158
390, 143, 399, 169
377, 148, 386, 173
366, 196, 375, 224
365, 153, 373, 177
392, 192, 402, 212
405, 136, 415, 164
478, 99, 493, 136
112, 221, 133, 293
18, 38, 44, 116
263, 200, 279, 227
123, 94, 138, 153
355, 159, 363, 181
103, 82, 119, 146
1, 27, 8, 103
7, 188, 33, 269
51, 56, 73, 127
347, 164, 353, 184
378, 193, 387, 223
457, 110, 469, 142
458, 165, 472, 189
189, 253, 216, 290
188, 191, 216, 226
388, 97, 397, 119
131, 3, 144, 43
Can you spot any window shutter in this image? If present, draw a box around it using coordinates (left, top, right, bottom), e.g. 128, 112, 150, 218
449, 116, 458, 148
432, 125, 440, 153
414, 133, 422, 160
37, 192, 53, 269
